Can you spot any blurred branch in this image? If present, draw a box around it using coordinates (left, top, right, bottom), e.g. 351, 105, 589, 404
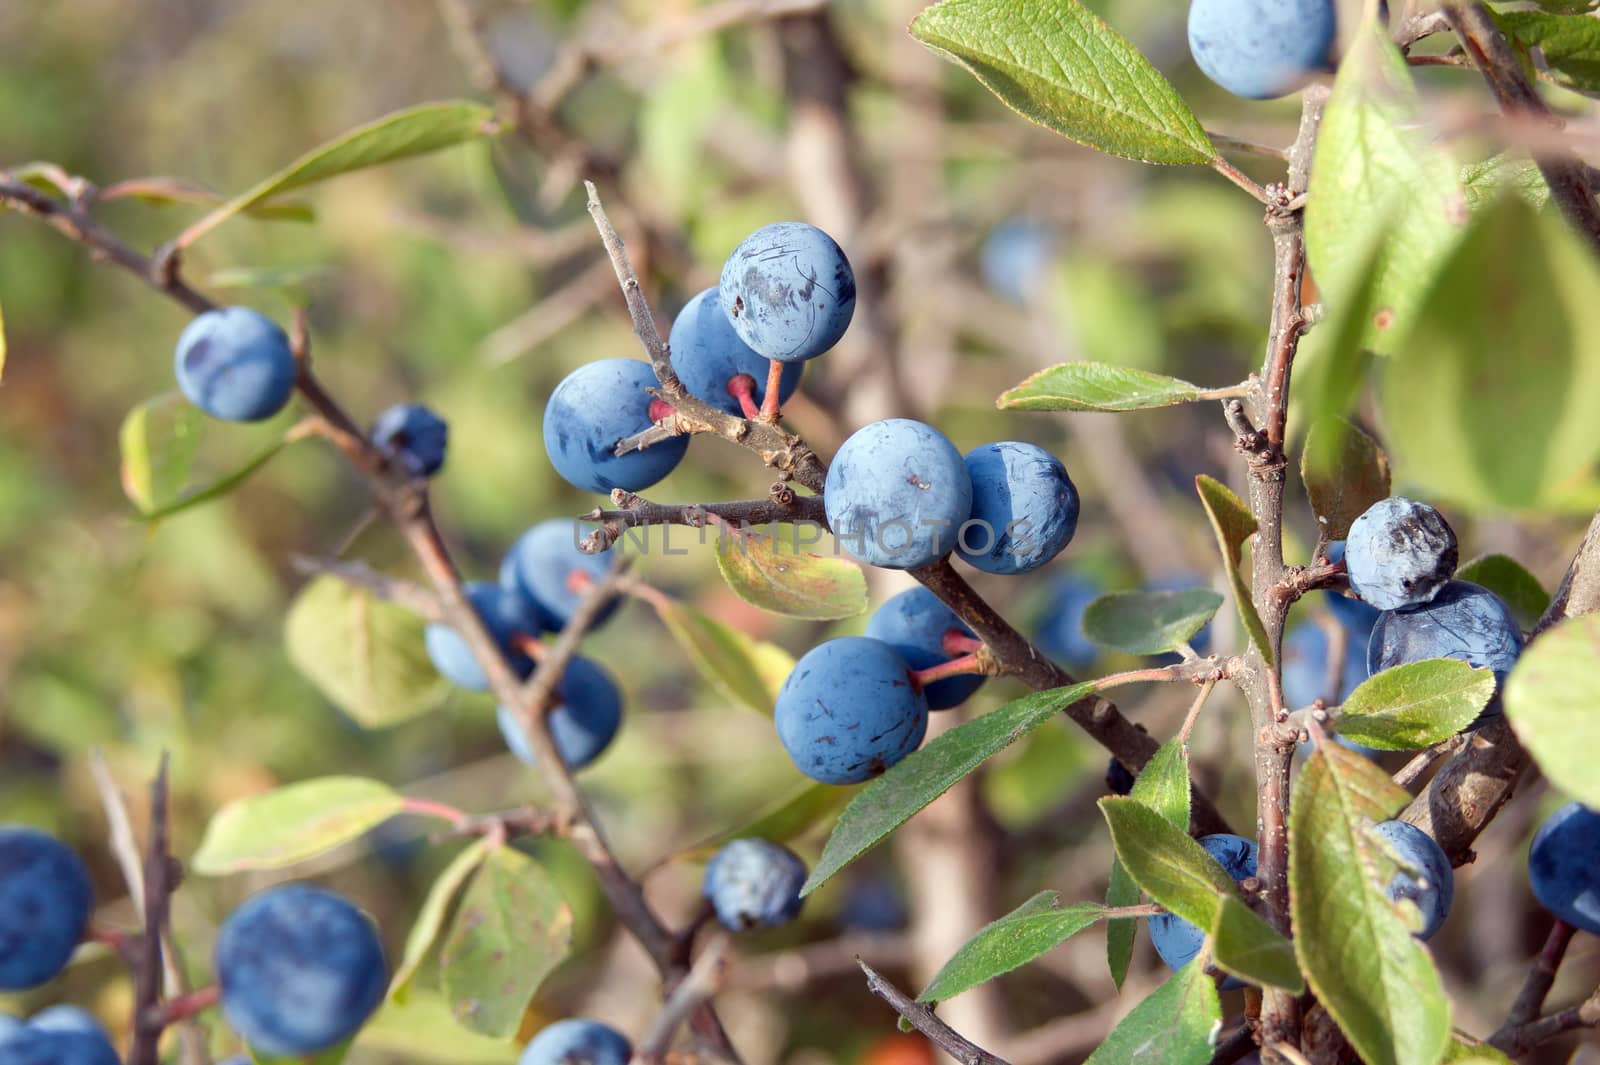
289, 555, 446, 623
1442, 2, 1600, 252
858, 959, 1009, 1065
392, 209, 599, 266
1498, 918, 1577, 1036
1489, 982, 1600, 1058
733, 933, 913, 993
128, 756, 174, 1065
479, 257, 619, 366
633, 934, 732, 1065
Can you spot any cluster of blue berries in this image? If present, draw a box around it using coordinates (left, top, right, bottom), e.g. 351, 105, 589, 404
0, 826, 388, 1059
1344, 497, 1524, 730
422, 518, 628, 771
543, 221, 854, 495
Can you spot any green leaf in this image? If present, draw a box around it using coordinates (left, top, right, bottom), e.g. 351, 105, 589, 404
192, 777, 404, 875
284, 575, 452, 727
1506, 614, 1600, 808
714, 522, 867, 621
1209, 895, 1303, 992
1195, 475, 1271, 666
997, 363, 1224, 412
361, 991, 520, 1063
1457, 554, 1550, 630
909, 0, 1215, 165
678, 782, 855, 863
1082, 961, 1220, 1065
655, 598, 793, 713
1293, 232, 1382, 433
1336, 660, 1496, 750
177, 101, 498, 249
1099, 797, 1237, 928
1305, 17, 1468, 357
1381, 193, 1600, 508
1499, 11, 1600, 94
99, 175, 314, 221
1442, 1035, 1513, 1063
804, 683, 1095, 894
441, 846, 573, 1037
1081, 590, 1222, 655
919, 892, 1106, 1003
1302, 418, 1391, 543
1291, 740, 1450, 1065
390, 839, 492, 1003
134, 436, 294, 522
119, 393, 205, 514
1461, 155, 1550, 211
1106, 737, 1192, 988
209, 264, 337, 302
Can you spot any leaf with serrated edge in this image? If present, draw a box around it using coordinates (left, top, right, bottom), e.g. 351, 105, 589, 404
390, 839, 491, 1003
1302, 418, 1391, 542
998, 363, 1219, 411
1099, 797, 1237, 928
677, 782, 855, 864
805, 683, 1094, 894
1210, 895, 1303, 991
1291, 740, 1450, 1065
1498, 11, 1600, 95
192, 777, 404, 875
1195, 475, 1272, 666
1304, 18, 1467, 356
441, 846, 573, 1037
1107, 737, 1191, 987
715, 523, 868, 621
179, 101, 497, 249
920, 892, 1108, 1003
910, 0, 1215, 165
655, 599, 793, 713
1082, 960, 1220, 1065
1335, 660, 1494, 750
1507, 615, 1600, 809
1082, 590, 1222, 655
1457, 554, 1550, 631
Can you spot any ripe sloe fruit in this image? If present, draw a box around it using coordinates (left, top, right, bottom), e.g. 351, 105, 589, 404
0, 826, 92, 990
824, 420, 972, 570
496, 656, 624, 771
1529, 802, 1600, 935
1187, 0, 1337, 100
543, 359, 689, 494
1372, 820, 1452, 940
702, 838, 808, 930
865, 586, 986, 710
1368, 580, 1523, 727
668, 287, 802, 415
214, 883, 387, 1057
1148, 834, 1257, 987
719, 222, 855, 363
500, 520, 619, 631
1345, 498, 1459, 611
957, 441, 1079, 575
775, 637, 929, 785
174, 307, 297, 422
424, 581, 545, 691
371, 403, 448, 478
519, 1019, 632, 1065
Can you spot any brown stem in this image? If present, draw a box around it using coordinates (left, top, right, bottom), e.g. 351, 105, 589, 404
578, 491, 828, 553
1443, 3, 1600, 253
1497, 918, 1577, 1036
857, 959, 1010, 1065
128, 756, 175, 1065
1489, 983, 1600, 1058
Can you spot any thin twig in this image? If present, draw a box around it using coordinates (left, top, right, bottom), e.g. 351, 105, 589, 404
632, 935, 732, 1064
1497, 918, 1577, 1035
857, 959, 1010, 1065
1392, 735, 1468, 791
128, 755, 175, 1065
1443, 3, 1600, 253
1489, 983, 1600, 1057
289, 555, 446, 623
578, 491, 828, 552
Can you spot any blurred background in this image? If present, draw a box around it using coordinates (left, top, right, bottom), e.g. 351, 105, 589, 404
1, 0, 1596, 1061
